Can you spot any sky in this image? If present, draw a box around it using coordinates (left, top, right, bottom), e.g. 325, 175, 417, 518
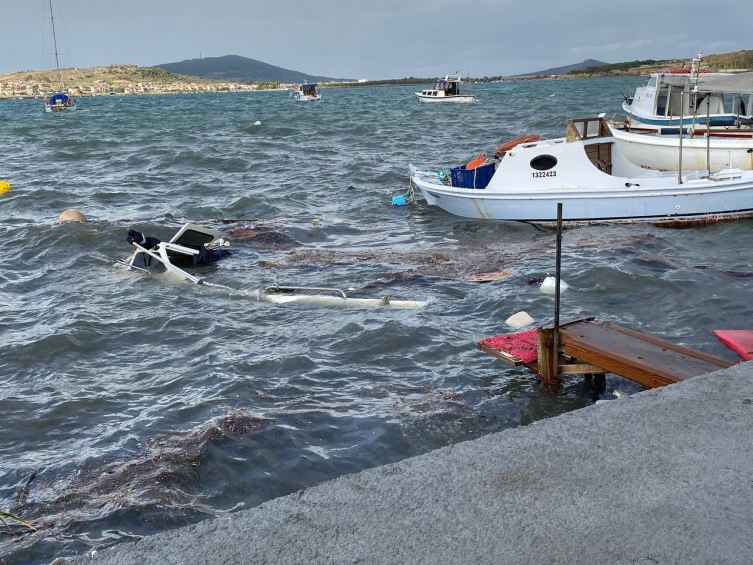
3, 0, 751, 79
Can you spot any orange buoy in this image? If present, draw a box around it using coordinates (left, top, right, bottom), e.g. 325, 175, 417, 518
466, 152, 487, 170
58, 209, 87, 223
495, 134, 541, 157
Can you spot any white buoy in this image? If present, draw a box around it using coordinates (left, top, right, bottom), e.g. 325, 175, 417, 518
505, 311, 534, 329
254, 120, 261, 126
540, 276, 568, 294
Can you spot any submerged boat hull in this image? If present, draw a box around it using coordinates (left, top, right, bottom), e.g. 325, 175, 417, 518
611, 126, 753, 172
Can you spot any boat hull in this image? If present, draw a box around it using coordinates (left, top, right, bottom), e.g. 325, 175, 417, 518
411, 172, 753, 224
623, 102, 752, 129
611, 127, 753, 172
45, 103, 76, 113
415, 93, 475, 103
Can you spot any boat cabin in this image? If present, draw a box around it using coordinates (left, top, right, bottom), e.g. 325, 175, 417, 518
301, 83, 318, 96
419, 75, 462, 97
628, 72, 753, 127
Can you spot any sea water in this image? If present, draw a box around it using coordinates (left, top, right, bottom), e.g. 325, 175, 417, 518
1, 78, 751, 563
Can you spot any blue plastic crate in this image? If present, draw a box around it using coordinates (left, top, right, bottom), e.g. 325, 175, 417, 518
449, 161, 496, 189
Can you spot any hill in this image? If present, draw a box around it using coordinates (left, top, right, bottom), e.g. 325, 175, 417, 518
702, 50, 753, 71
0, 64, 212, 86
519, 59, 607, 77
153, 55, 351, 83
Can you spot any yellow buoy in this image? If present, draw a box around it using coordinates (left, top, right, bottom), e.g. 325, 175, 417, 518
0, 180, 10, 194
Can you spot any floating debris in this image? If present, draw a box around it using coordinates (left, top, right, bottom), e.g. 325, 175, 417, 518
505, 311, 534, 329
539, 276, 569, 294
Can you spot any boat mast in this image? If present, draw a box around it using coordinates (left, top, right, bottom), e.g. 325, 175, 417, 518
49, 0, 63, 91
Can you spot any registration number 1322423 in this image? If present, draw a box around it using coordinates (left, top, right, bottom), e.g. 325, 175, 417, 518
532, 170, 556, 178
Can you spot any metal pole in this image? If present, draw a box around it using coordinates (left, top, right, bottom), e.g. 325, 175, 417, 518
49, 0, 63, 90
706, 99, 711, 172
552, 203, 563, 379
678, 90, 684, 184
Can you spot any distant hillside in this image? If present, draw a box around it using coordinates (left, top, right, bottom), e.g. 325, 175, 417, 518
702, 50, 753, 71
520, 59, 607, 77
154, 55, 351, 83
568, 59, 665, 75
0, 64, 211, 86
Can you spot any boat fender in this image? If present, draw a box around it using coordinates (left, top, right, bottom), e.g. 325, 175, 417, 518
495, 134, 541, 157
466, 152, 486, 170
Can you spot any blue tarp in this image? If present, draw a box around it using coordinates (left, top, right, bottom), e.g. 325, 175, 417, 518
48, 92, 71, 105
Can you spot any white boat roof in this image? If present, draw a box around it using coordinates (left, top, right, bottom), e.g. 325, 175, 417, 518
169, 223, 221, 247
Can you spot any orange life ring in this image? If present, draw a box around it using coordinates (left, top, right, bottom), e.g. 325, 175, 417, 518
495, 134, 541, 157
466, 152, 486, 169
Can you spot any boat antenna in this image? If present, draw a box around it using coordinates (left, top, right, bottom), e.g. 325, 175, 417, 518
49, 0, 63, 91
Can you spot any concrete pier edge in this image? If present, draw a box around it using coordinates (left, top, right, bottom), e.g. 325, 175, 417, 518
75, 362, 753, 565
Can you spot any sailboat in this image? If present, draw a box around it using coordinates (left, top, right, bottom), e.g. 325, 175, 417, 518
44, 0, 76, 113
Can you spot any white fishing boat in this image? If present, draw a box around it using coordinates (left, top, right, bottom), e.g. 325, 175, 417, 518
610, 124, 753, 172
408, 117, 753, 224
291, 82, 321, 101
613, 72, 753, 172
43, 0, 76, 113
415, 74, 475, 103
622, 53, 752, 129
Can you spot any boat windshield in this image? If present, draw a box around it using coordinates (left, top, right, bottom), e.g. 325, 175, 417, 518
435, 80, 459, 95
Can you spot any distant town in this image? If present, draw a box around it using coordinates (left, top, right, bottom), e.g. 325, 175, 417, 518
0, 63, 372, 100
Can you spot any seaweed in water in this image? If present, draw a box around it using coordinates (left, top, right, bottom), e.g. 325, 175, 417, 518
2, 411, 270, 558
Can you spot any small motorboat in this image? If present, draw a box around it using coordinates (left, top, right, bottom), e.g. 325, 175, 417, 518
408, 117, 753, 225
612, 71, 753, 172
291, 82, 321, 101
415, 74, 475, 103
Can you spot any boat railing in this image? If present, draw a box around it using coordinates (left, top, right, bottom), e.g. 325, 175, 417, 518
566, 117, 612, 142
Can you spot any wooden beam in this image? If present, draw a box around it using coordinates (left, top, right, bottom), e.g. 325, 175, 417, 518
603, 323, 735, 368
559, 321, 733, 389
477, 342, 524, 366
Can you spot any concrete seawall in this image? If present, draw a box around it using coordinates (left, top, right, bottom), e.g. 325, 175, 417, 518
78, 362, 753, 565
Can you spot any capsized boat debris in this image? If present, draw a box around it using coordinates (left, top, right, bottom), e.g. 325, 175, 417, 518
118, 223, 425, 309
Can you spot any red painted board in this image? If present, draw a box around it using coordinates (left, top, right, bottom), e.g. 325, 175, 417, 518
480, 329, 538, 364
714, 330, 753, 361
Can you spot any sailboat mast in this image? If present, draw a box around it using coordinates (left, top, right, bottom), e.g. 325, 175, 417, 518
49, 0, 63, 90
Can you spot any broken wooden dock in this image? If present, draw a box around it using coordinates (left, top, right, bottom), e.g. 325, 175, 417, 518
478, 203, 737, 392
479, 318, 735, 390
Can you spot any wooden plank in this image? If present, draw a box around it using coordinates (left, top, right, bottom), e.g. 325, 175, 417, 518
604, 324, 735, 368
477, 342, 523, 366
559, 321, 731, 388
557, 364, 606, 375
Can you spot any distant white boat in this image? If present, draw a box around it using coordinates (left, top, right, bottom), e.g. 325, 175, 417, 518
43, 0, 76, 113
291, 82, 321, 101
409, 117, 753, 224
416, 74, 475, 103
